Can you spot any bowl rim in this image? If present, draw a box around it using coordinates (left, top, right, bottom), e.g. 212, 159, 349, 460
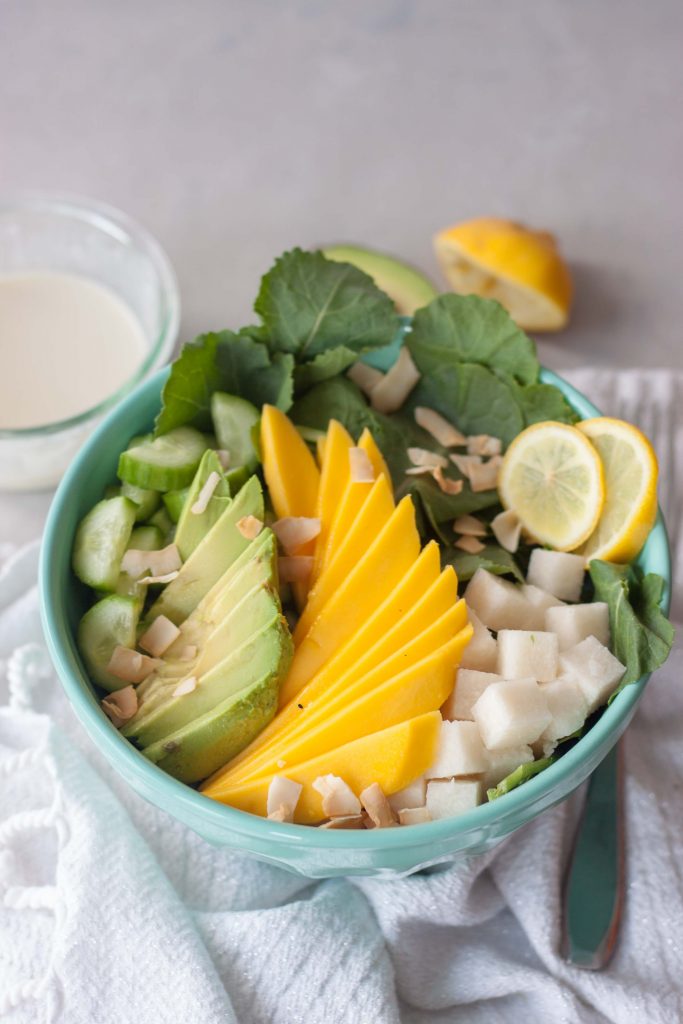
39, 365, 672, 850
0, 191, 180, 439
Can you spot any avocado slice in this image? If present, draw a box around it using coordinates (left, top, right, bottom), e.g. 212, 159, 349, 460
322, 245, 438, 316
174, 450, 231, 561
147, 475, 264, 624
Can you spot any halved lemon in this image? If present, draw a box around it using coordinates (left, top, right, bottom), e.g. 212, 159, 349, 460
498, 422, 605, 550
575, 418, 658, 565
433, 217, 572, 331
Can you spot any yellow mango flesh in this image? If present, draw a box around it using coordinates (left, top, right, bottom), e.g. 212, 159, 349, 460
226, 623, 473, 785
293, 473, 395, 645
310, 420, 354, 585
207, 540, 443, 786
203, 711, 442, 823
279, 495, 421, 705
358, 427, 391, 485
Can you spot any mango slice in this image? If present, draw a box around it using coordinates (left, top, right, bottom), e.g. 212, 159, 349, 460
310, 420, 354, 585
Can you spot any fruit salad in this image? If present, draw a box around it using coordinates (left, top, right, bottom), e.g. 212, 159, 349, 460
71, 248, 674, 829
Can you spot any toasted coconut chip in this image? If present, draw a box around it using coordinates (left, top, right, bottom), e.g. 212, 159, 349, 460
139, 615, 181, 657
455, 534, 486, 554
453, 514, 487, 537
433, 466, 464, 495
121, 543, 181, 579
449, 453, 482, 478
138, 570, 180, 586
414, 406, 467, 448
407, 447, 448, 469
273, 516, 321, 554
278, 556, 314, 584
216, 449, 231, 469
370, 347, 421, 414
360, 783, 397, 828
312, 774, 362, 817
101, 686, 138, 728
236, 515, 263, 540
178, 645, 197, 662
491, 508, 522, 553
467, 434, 502, 457
191, 471, 221, 515
106, 646, 160, 684
349, 447, 375, 483
347, 361, 384, 397
319, 814, 366, 830
172, 676, 197, 698
468, 455, 503, 493
398, 806, 432, 826
267, 776, 303, 820
404, 465, 436, 477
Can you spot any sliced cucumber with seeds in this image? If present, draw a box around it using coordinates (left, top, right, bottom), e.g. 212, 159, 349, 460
78, 594, 140, 691
121, 481, 161, 522
211, 393, 260, 473
163, 488, 189, 524
148, 506, 174, 541
72, 496, 137, 591
118, 427, 208, 491
128, 524, 165, 551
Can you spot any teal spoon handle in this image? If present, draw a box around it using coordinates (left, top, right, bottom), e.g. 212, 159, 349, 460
562, 740, 625, 969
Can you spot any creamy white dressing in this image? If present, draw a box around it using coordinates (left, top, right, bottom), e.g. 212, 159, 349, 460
0, 271, 148, 429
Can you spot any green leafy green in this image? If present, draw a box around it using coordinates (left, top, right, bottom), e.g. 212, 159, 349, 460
292, 346, 359, 393
512, 380, 579, 427
487, 758, 555, 801
442, 542, 524, 583
254, 248, 400, 360
589, 560, 674, 696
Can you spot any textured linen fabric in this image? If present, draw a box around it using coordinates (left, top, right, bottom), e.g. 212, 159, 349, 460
1, 368, 682, 1024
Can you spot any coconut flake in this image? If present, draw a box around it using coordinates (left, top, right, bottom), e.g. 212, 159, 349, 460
455, 535, 486, 554
272, 517, 321, 554
347, 361, 384, 397
404, 465, 436, 477
414, 406, 467, 447
216, 449, 231, 469
319, 815, 366, 830
349, 448, 375, 483
139, 615, 181, 657
101, 685, 138, 728
312, 774, 362, 817
491, 508, 522, 553
370, 347, 421, 414
278, 556, 314, 584
172, 676, 197, 698
178, 645, 198, 662
360, 783, 397, 828
106, 646, 160, 684
453, 514, 487, 537
467, 434, 502, 457
398, 806, 432, 826
407, 447, 448, 469
266, 776, 303, 820
191, 471, 221, 515
237, 515, 263, 540
121, 543, 181, 579
138, 570, 180, 586
468, 455, 503, 493
449, 453, 482, 478
433, 466, 464, 495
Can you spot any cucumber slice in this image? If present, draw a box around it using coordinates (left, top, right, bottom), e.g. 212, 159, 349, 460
118, 427, 208, 491
211, 393, 260, 473
148, 506, 174, 541
72, 496, 137, 591
163, 488, 189, 524
175, 450, 232, 560
128, 525, 164, 551
121, 482, 161, 522
77, 595, 140, 692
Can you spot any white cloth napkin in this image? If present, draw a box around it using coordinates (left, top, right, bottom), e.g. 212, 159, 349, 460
1, 368, 682, 1024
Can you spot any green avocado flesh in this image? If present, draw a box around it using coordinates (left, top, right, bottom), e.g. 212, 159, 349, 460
174, 449, 232, 561
322, 245, 439, 316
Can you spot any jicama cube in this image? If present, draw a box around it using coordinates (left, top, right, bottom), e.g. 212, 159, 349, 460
425, 720, 489, 779
464, 569, 535, 631
442, 668, 503, 721
497, 630, 559, 683
527, 549, 585, 602
398, 806, 431, 825
539, 676, 589, 743
388, 776, 427, 813
545, 602, 610, 652
460, 609, 498, 672
426, 778, 483, 820
519, 584, 565, 630
473, 677, 551, 750
483, 744, 534, 787
559, 635, 626, 713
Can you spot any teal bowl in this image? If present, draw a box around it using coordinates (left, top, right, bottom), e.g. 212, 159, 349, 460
39, 365, 671, 878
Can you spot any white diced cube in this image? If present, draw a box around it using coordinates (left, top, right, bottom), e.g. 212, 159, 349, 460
398, 806, 431, 825
425, 721, 489, 779
559, 635, 626, 713
473, 677, 552, 750
442, 668, 503, 721
483, 745, 534, 787
520, 584, 565, 629
426, 778, 483, 820
464, 569, 536, 631
460, 609, 498, 672
540, 676, 588, 741
497, 630, 559, 683
388, 777, 427, 813
527, 549, 585, 602
545, 603, 610, 652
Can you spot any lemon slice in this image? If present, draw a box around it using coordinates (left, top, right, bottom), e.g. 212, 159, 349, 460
498, 422, 605, 550
575, 418, 658, 564
433, 217, 572, 331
